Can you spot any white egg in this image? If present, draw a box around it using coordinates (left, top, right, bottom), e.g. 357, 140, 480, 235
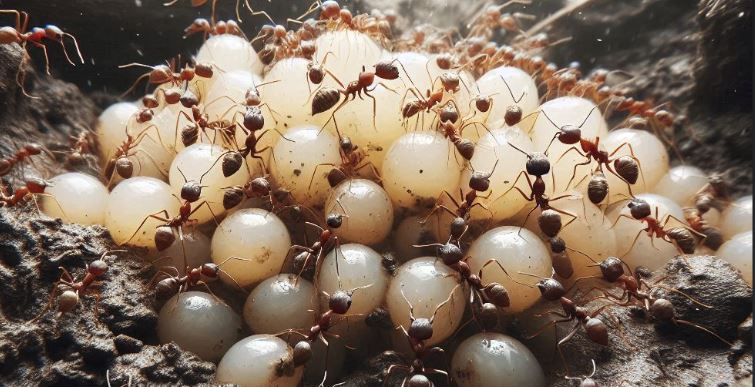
196, 34, 262, 74
169, 143, 253, 224
314, 30, 384, 85
317, 243, 390, 316
153, 230, 211, 275
261, 58, 331, 131
599, 128, 669, 203
720, 195, 753, 239
244, 274, 318, 334
385, 257, 466, 346
96, 102, 139, 162
157, 291, 242, 362
41, 172, 108, 225
475, 66, 539, 136
382, 131, 463, 209
105, 177, 180, 249
216, 334, 303, 387
211, 208, 292, 288
607, 193, 686, 271
716, 231, 752, 286
270, 126, 341, 208
324, 179, 394, 245
451, 332, 546, 387
467, 226, 553, 313
392, 215, 442, 262
652, 165, 709, 206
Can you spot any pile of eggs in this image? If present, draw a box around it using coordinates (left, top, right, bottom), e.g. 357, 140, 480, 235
29, 6, 753, 387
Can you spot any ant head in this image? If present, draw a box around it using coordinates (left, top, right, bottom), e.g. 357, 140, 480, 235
142, 94, 159, 109
408, 317, 434, 341
525, 152, 550, 177
164, 88, 182, 105
537, 278, 566, 301
245, 88, 262, 106
329, 290, 352, 314
181, 123, 199, 147
25, 177, 48, 194
326, 213, 344, 229
558, 124, 582, 144
320, 0, 341, 19
469, 172, 491, 192
584, 317, 608, 346
273, 24, 287, 38
635, 265, 652, 279
292, 341, 312, 366
478, 302, 498, 330
439, 104, 459, 124
154, 226, 176, 251
179, 66, 195, 82
88, 260, 109, 276
450, 217, 467, 240
180, 180, 203, 203
223, 187, 245, 210
115, 157, 134, 179
221, 152, 244, 178
339, 136, 354, 153
455, 139, 475, 161
537, 209, 562, 238
149, 64, 173, 84
136, 108, 154, 123
57, 290, 80, 314
407, 374, 432, 387
438, 243, 463, 266
194, 63, 213, 78
440, 72, 460, 92
339, 8, 353, 23
155, 277, 179, 298
649, 298, 675, 321
483, 282, 510, 308
599, 257, 625, 282
504, 105, 522, 127
200, 263, 220, 277
436, 53, 454, 70
627, 198, 651, 219
613, 156, 639, 184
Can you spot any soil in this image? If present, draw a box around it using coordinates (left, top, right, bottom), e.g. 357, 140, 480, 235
0, 0, 751, 386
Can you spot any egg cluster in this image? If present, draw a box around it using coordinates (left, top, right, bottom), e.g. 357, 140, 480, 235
9, 1, 751, 386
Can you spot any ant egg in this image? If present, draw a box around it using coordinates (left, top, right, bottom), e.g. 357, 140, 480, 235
314, 30, 384, 84
460, 127, 534, 221
652, 165, 709, 206
600, 128, 669, 202
317, 243, 389, 316
467, 226, 553, 313
720, 195, 753, 239
157, 291, 242, 362
523, 192, 617, 279
96, 102, 139, 162
324, 179, 394, 245
243, 274, 318, 334
385, 256, 466, 346
105, 177, 180, 249
154, 230, 211, 275
607, 193, 685, 271
204, 69, 262, 120
382, 131, 463, 209
211, 208, 292, 288
216, 334, 303, 387
451, 332, 546, 387
393, 215, 442, 261
475, 66, 539, 135
716, 231, 752, 285
335, 52, 434, 169
196, 34, 263, 75
151, 103, 196, 153
41, 172, 109, 225
169, 143, 253, 224
270, 126, 342, 207
261, 58, 330, 130
530, 96, 608, 196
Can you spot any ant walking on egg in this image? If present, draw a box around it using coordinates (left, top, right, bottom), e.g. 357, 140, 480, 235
307, 135, 380, 190
149, 258, 248, 302
118, 57, 213, 98
103, 122, 168, 187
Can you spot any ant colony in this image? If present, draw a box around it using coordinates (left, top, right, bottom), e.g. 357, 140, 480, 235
3, 1, 751, 386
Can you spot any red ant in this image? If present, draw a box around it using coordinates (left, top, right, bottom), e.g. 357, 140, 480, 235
0, 177, 62, 216
434, 101, 481, 161
61, 129, 98, 171
311, 61, 401, 134
150, 258, 247, 300
119, 58, 213, 98
611, 198, 706, 256
0, 142, 53, 177
683, 207, 724, 250
31, 250, 123, 322
0, 10, 84, 97
420, 187, 491, 245
103, 124, 167, 187
466, 0, 533, 38
287, 214, 346, 281
125, 167, 217, 251
383, 288, 457, 387
308, 136, 379, 189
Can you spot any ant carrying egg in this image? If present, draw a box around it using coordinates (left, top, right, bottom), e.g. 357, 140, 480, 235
3, 0, 751, 386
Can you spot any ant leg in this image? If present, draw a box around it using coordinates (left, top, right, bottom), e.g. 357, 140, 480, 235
618, 229, 644, 259
123, 211, 171, 246
523, 316, 574, 339
609, 213, 635, 230
28, 40, 51, 75
673, 318, 732, 346
556, 322, 581, 375
480, 259, 530, 287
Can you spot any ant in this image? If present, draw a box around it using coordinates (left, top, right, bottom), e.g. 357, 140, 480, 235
31, 250, 123, 322
0, 142, 53, 178
0, 177, 62, 216
501, 142, 578, 236
383, 288, 456, 387
287, 214, 345, 281
525, 296, 609, 375
103, 124, 166, 187
683, 207, 724, 250
540, 106, 643, 193
125, 167, 217, 251
691, 173, 730, 216
119, 58, 213, 98
0, 10, 84, 97
434, 101, 481, 161
311, 61, 401, 134
308, 136, 379, 189
61, 129, 98, 171
420, 187, 490, 245
564, 359, 598, 387
150, 258, 247, 300
611, 198, 706, 256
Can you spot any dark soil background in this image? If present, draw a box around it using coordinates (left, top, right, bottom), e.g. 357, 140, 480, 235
0, 0, 751, 386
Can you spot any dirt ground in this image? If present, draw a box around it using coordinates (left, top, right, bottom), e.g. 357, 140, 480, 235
0, 0, 751, 386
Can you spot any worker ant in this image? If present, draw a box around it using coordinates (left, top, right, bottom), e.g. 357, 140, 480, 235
150, 258, 247, 300
308, 136, 379, 190
0, 142, 53, 178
